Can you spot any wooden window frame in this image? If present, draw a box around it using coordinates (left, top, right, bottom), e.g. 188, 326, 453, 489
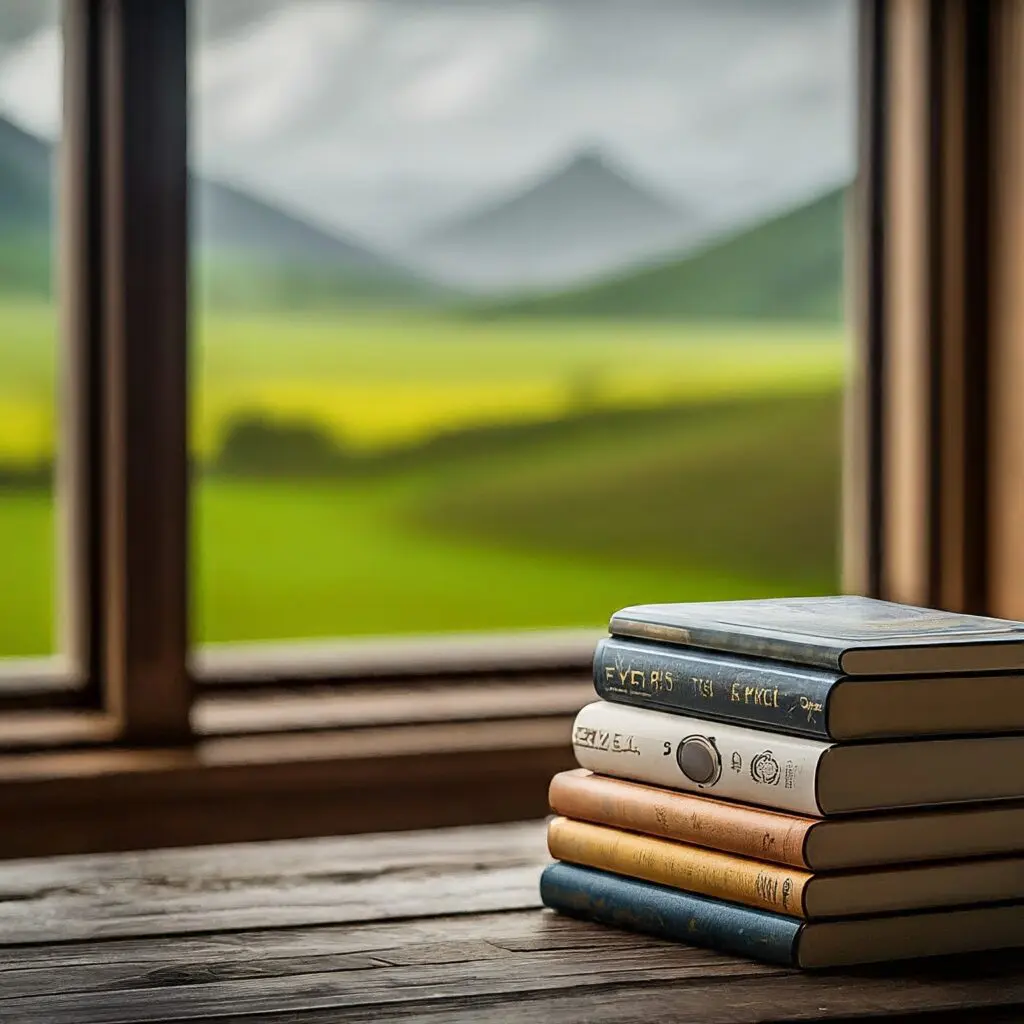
0, 0, 591, 857
844, 0, 1013, 616
2, 0, 1017, 859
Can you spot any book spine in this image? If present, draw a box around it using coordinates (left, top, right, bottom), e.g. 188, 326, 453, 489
548, 816, 810, 917
607, 613, 847, 670
593, 637, 836, 739
548, 769, 813, 868
572, 700, 830, 816
540, 862, 802, 967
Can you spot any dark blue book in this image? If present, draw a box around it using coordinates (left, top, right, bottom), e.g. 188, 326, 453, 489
594, 634, 1024, 741
594, 635, 834, 739
539, 861, 1024, 968
540, 861, 800, 966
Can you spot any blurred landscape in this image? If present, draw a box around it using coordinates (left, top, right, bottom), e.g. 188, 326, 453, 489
0, 0, 852, 656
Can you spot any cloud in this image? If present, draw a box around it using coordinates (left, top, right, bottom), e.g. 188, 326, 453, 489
0, 0, 856, 245
0, 0, 58, 46
194, 2, 374, 146
0, 22, 60, 137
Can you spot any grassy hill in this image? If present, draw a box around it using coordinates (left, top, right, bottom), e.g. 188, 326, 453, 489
476, 185, 846, 322
0, 385, 840, 655
412, 390, 841, 589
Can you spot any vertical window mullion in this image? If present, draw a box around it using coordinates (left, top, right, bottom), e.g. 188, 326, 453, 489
58, 0, 104, 700
843, 0, 887, 599
98, 0, 193, 743
848, 0, 992, 615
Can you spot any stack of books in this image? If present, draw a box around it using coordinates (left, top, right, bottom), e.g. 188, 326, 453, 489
541, 595, 1024, 968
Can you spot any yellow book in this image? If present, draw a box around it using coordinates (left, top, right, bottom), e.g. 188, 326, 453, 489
547, 816, 1024, 919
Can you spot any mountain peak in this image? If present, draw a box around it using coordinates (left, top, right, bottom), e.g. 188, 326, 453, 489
413, 145, 691, 292
559, 144, 615, 173
516, 144, 674, 211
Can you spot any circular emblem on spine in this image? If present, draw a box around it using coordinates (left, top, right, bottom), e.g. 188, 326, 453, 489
676, 734, 722, 787
750, 750, 781, 786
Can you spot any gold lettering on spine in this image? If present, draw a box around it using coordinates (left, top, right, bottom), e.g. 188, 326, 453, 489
691, 676, 714, 699
754, 872, 780, 905
728, 683, 783, 707
606, 660, 676, 693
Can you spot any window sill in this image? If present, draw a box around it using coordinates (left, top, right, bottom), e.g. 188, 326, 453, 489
0, 715, 576, 859
194, 677, 591, 735
193, 628, 602, 689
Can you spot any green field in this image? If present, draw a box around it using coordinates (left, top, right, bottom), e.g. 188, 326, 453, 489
0, 300, 845, 657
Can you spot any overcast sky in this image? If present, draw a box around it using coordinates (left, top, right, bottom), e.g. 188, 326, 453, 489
0, 0, 856, 246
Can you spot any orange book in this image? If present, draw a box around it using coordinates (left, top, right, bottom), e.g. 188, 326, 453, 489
549, 769, 1024, 871
550, 768, 809, 866
548, 815, 808, 916
547, 816, 1024, 920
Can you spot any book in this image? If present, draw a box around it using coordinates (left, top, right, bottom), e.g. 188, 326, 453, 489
547, 816, 1024, 918
608, 595, 1024, 675
540, 862, 1024, 968
549, 769, 1024, 870
572, 699, 1024, 815
593, 635, 1024, 740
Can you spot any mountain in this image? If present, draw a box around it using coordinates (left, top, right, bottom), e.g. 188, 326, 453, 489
190, 175, 445, 309
410, 147, 697, 294
0, 115, 442, 307
0, 115, 50, 230
1, 2, 855, 254
0, 116, 53, 296
192, 176, 399, 272
475, 185, 846, 322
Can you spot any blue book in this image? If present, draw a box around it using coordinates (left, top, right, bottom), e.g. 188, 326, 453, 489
594, 635, 835, 739
539, 862, 1024, 968
593, 631, 1024, 742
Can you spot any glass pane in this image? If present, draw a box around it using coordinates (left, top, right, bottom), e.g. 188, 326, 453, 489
0, 0, 60, 657
189, 0, 854, 645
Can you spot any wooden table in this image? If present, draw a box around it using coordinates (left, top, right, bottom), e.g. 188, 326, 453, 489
1, 821, 1024, 1023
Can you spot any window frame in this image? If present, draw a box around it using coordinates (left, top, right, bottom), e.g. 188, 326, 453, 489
2, 0, 1010, 858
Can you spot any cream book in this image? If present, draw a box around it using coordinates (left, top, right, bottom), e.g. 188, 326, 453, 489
572, 700, 1024, 815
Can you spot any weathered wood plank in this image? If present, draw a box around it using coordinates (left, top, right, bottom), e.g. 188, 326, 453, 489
0, 917, 772, 1023
0, 821, 548, 943
2, 908, 1024, 1023
0, 912, 769, 1002
5, 952, 1024, 1024
212, 986, 1024, 1024
3, 820, 1024, 1023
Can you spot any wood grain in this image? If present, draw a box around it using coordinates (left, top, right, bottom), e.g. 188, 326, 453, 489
0, 821, 1023, 1022
193, 679, 590, 736
57, 0, 104, 692
0, 822, 548, 943
0, 910, 1021, 1023
882, 0, 931, 607
98, 0, 193, 744
0, 719, 574, 858
988, 0, 1024, 619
